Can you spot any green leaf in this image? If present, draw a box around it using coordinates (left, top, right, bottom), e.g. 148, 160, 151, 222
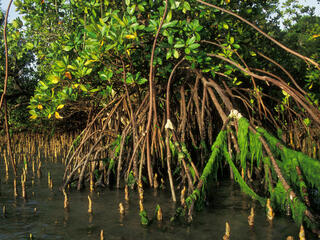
85, 68, 92, 75
223, 23, 229, 29
26, 42, 34, 50
174, 42, 185, 48
303, 118, 310, 127
56, 61, 66, 68
183, 1, 191, 11
173, 49, 179, 58
39, 81, 48, 90
127, 5, 135, 15
67, 65, 77, 70
90, 88, 100, 93
162, 20, 178, 29
170, 0, 180, 9
125, 0, 130, 6
189, 43, 200, 50
126, 74, 134, 84
80, 84, 88, 92
233, 44, 240, 49
166, 10, 172, 22
137, 4, 145, 11
249, 51, 256, 56
166, 50, 172, 59
137, 78, 148, 85
186, 36, 196, 46
63, 45, 73, 51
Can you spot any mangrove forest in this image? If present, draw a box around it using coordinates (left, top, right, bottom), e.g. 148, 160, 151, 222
1, 0, 320, 239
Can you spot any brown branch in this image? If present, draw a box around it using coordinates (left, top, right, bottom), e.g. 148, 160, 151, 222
166, 58, 185, 119
146, 0, 168, 187
121, 58, 138, 181
63, 97, 124, 180
4, 99, 16, 176
207, 53, 320, 126
1, 0, 16, 176
196, 0, 320, 68
202, 40, 267, 119
116, 124, 131, 188
0, 0, 14, 110
256, 51, 308, 96
179, 86, 187, 142
203, 82, 228, 122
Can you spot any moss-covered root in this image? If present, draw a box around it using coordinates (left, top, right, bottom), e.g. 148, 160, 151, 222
184, 129, 227, 221
222, 144, 266, 206
251, 125, 320, 234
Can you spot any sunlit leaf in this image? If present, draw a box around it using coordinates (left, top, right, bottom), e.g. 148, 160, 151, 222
80, 84, 88, 92
55, 112, 63, 119
26, 42, 34, 50
173, 49, 179, 58
57, 104, 64, 110
125, 34, 136, 39
39, 81, 48, 90
84, 60, 96, 66
48, 75, 59, 84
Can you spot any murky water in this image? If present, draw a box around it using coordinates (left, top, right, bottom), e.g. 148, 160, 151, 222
0, 162, 317, 240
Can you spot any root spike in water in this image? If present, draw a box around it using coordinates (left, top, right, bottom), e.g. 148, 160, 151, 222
100, 230, 104, 240
21, 174, 26, 199
139, 200, 144, 212
266, 199, 274, 221
3, 205, 6, 218
124, 185, 129, 202
13, 178, 18, 198
156, 205, 163, 221
88, 195, 93, 214
37, 161, 42, 178
223, 221, 230, 240
299, 225, 305, 240
138, 180, 144, 201
248, 207, 255, 226
63, 189, 69, 209
90, 172, 94, 192
180, 186, 186, 207
119, 202, 125, 215
153, 173, 159, 189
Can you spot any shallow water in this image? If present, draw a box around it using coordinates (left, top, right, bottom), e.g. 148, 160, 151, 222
0, 162, 317, 240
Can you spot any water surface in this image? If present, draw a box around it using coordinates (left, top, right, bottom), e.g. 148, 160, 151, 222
0, 162, 317, 240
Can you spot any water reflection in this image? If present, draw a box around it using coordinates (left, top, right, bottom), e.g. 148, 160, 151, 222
0, 163, 318, 240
